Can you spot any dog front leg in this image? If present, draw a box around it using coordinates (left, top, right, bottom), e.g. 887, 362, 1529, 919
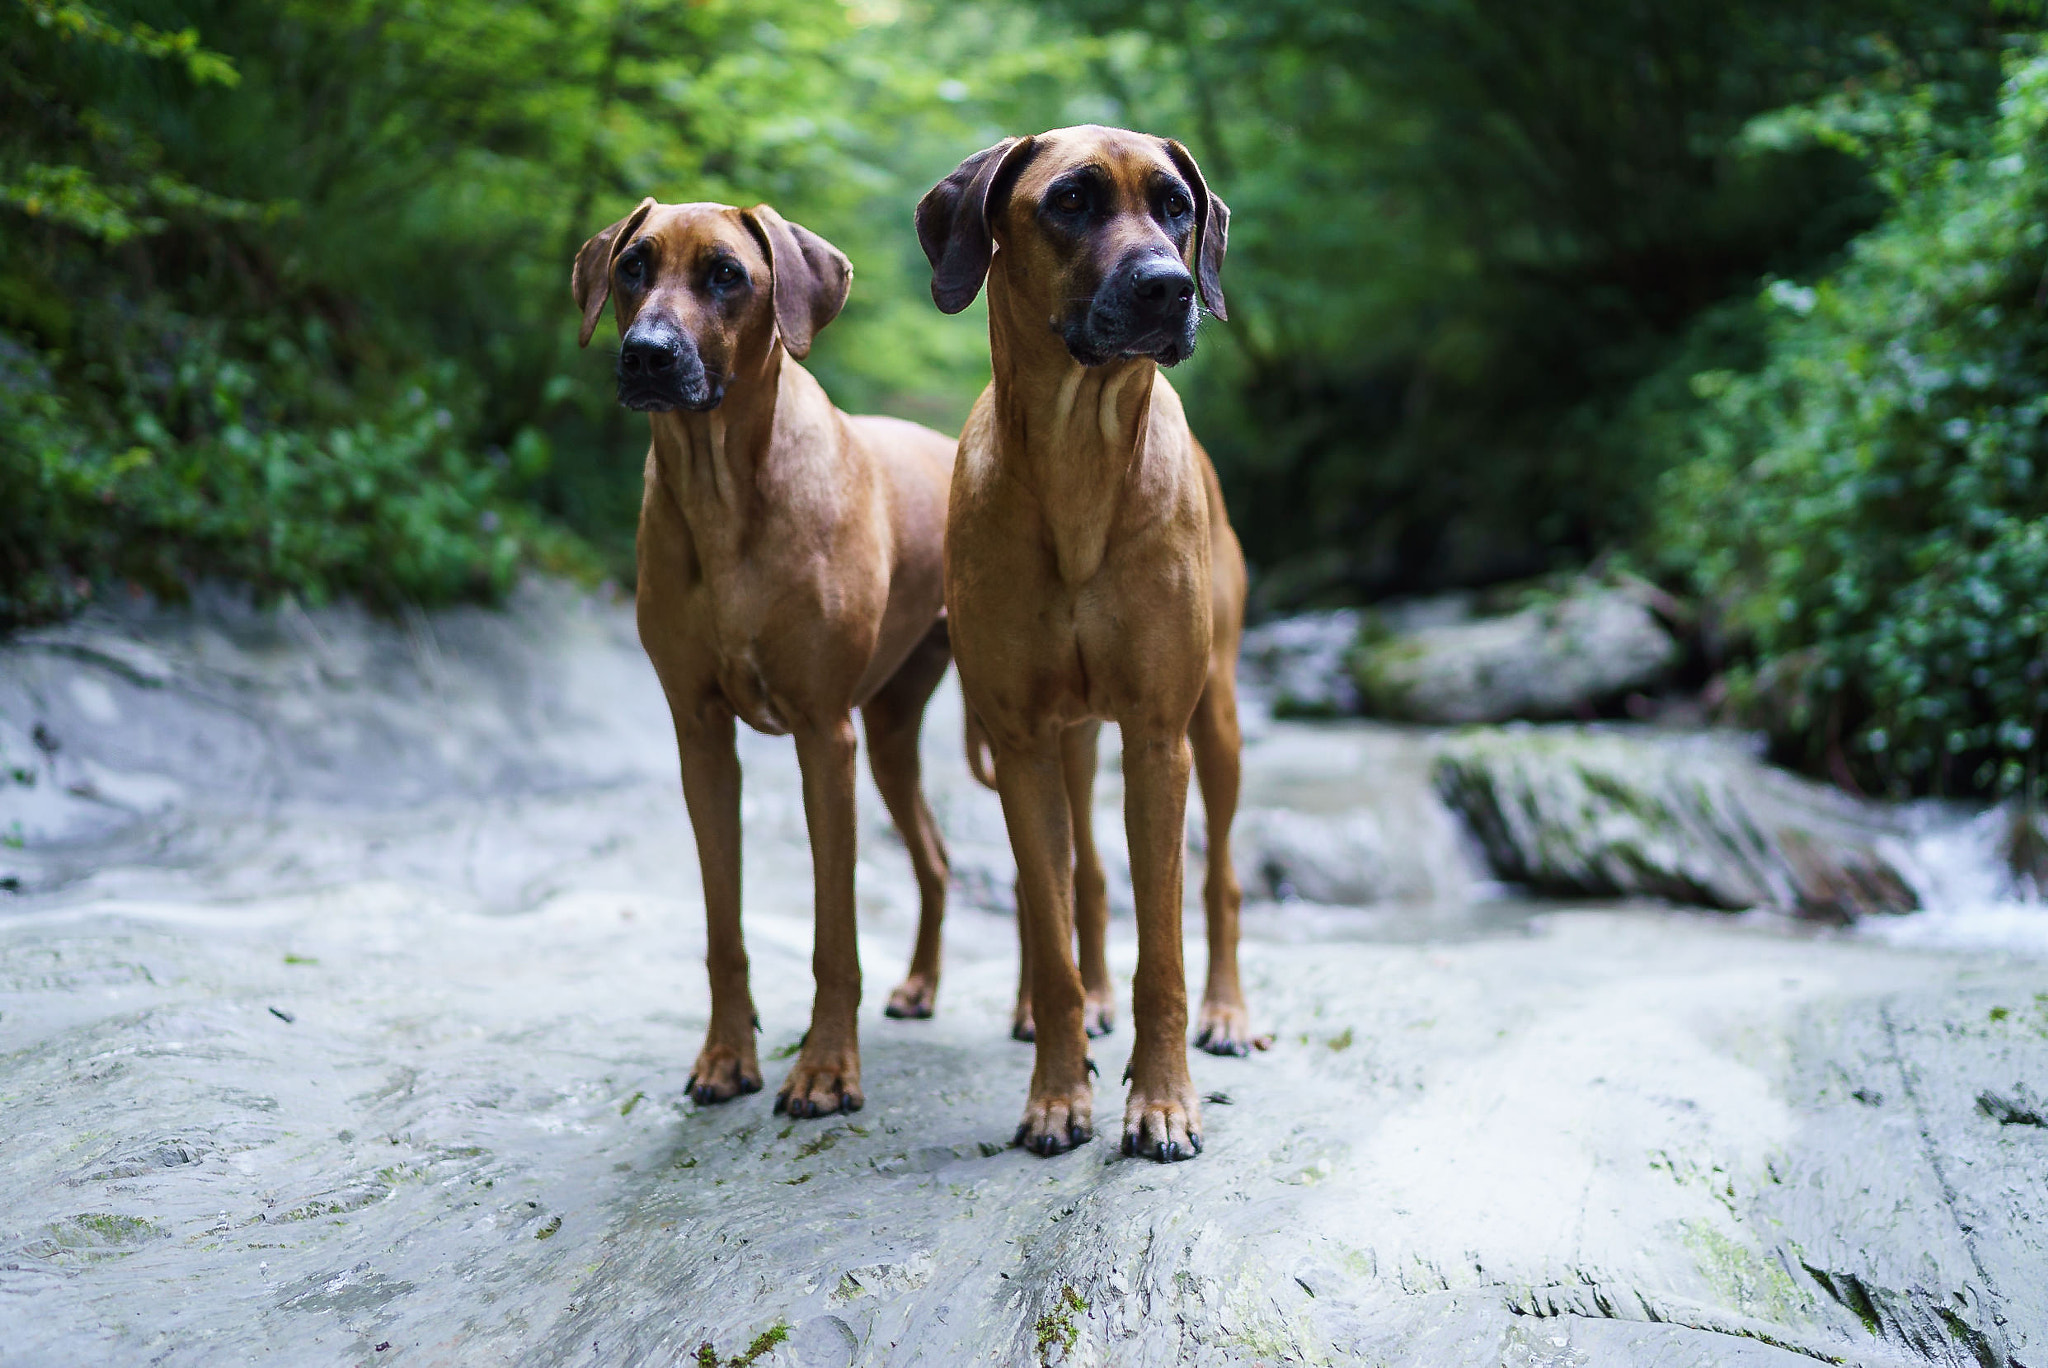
995, 739, 1093, 1154
1010, 873, 1036, 1041
1121, 729, 1202, 1161
678, 704, 763, 1105
1190, 675, 1254, 1055
780, 715, 864, 1117
1064, 721, 1116, 1037
1010, 724, 1113, 1042
865, 622, 953, 1022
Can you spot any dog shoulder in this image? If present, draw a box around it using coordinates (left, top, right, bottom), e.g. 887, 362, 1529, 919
842, 413, 956, 471
841, 413, 955, 538
950, 384, 1003, 503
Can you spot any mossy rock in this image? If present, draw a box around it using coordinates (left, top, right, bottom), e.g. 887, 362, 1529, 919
1351, 583, 1678, 724
1433, 727, 1917, 919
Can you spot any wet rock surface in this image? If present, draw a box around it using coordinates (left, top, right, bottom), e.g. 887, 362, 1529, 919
1238, 609, 1365, 718
2, 584, 2045, 1366
1351, 581, 1680, 724
1435, 727, 1921, 920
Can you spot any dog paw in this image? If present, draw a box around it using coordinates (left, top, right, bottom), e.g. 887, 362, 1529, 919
1012, 1083, 1093, 1157
1082, 991, 1117, 1038
774, 1045, 863, 1119
1011, 1000, 1036, 1043
685, 1043, 762, 1106
883, 974, 938, 1020
1121, 1080, 1202, 1162
1193, 998, 1263, 1057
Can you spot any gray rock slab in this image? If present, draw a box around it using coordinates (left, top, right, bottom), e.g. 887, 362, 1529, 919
1239, 610, 1364, 718
1354, 584, 1679, 724
1435, 727, 1920, 919
2, 584, 2044, 1366
9, 893, 2041, 1366
1229, 719, 1489, 907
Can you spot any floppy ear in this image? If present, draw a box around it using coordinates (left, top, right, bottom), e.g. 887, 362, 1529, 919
571, 197, 657, 347
740, 204, 853, 361
1164, 140, 1230, 322
915, 136, 1038, 314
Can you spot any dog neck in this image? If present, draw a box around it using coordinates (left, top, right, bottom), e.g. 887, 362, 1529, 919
644, 342, 788, 546
986, 272, 1159, 586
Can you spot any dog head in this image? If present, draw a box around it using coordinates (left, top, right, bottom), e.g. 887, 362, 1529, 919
916, 125, 1228, 367
571, 200, 851, 412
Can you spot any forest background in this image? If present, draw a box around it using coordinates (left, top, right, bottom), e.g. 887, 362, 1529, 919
5, 0, 2047, 799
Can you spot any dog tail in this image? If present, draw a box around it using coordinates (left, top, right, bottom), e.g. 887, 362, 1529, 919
964, 707, 998, 790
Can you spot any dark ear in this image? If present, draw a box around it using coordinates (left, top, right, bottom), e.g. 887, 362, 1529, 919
571, 197, 656, 347
1164, 140, 1229, 322
741, 204, 853, 361
915, 136, 1038, 314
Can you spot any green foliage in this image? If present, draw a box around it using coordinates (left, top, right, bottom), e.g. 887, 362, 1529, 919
0, 319, 542, 619
0, 0, 538, 622
0, 0, 1091, 625
1039, 0, 2015, 605
7, 0, 2044, 810
1657, 39, 2048, 796
1034, 1284, 1088, 1365
19, 0, 237, 81
693, 1322, 789, 1368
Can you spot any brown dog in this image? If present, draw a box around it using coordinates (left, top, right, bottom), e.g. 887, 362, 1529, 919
572, 199, 956, 1118
917, 127, 1252, 1161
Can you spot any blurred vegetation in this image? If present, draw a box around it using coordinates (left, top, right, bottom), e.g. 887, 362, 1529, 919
3, 0, 2045, 796
1656, 36, 2048, 797
1035, 1, 2027, 600
0, 0, 1083, 621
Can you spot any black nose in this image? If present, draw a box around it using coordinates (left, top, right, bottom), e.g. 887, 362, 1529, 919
1129, 258, 1194, 312
619, 332, 681, 377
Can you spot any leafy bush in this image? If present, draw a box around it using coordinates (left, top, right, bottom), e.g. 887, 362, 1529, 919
1043, 0, 2016, 606
9, 0, 2039, 708
1656, 40, 2048, 797
0, 319, 535, 623
0, 1, 565, 625
0, 0, 1095, 627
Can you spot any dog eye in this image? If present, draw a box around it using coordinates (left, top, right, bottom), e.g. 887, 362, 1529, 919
1051, 187, 1086, 214
617, 256, 645, 283
1164, 192, 1191, 218
708, 261, 743, 287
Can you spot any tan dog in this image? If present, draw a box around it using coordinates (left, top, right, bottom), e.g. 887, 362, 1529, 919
917, 127, 1252, 1161
572, 199, 956, 1118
